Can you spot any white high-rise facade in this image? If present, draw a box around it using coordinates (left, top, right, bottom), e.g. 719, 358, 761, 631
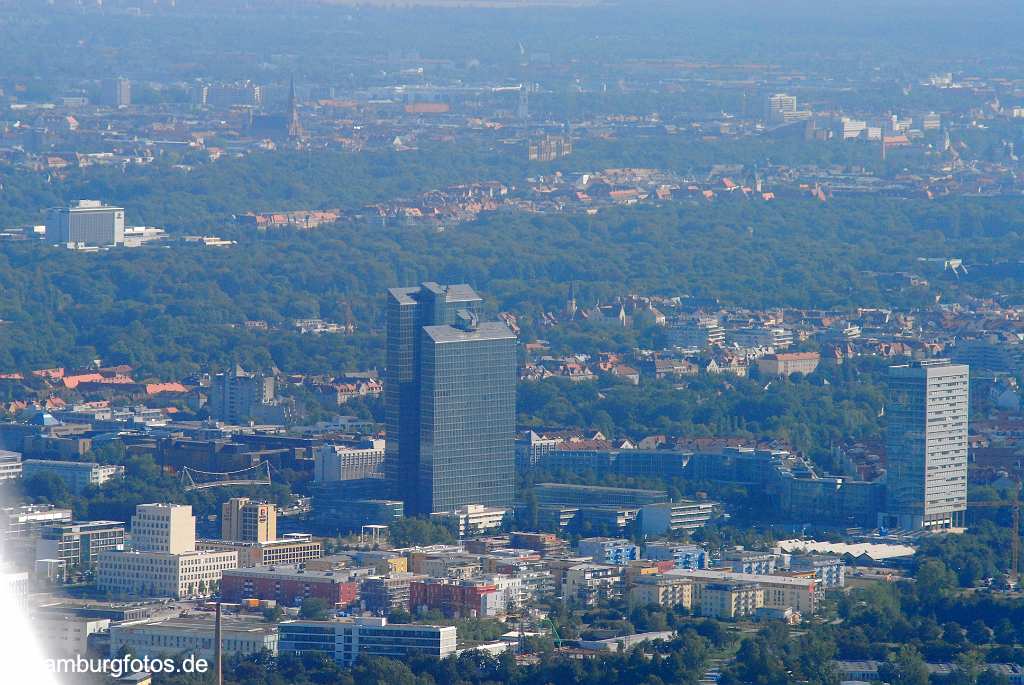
131, 503, 196, 554
886, 360, 969, 530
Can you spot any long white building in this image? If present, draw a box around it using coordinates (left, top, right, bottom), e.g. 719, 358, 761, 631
110, 616, 278, 660
279, 617, 456, 666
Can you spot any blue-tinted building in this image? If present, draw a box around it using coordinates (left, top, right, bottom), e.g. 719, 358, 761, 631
385, 283, 516, 514
577, 537, 640, 565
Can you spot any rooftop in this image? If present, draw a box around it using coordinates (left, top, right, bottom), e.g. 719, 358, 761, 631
422, 321, 515, 344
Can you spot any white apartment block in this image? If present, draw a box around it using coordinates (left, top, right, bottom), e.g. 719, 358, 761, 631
314, 439, 386, 482
667, 568, 818, 614
700, 583, 764, 619
432, 504, 508, 537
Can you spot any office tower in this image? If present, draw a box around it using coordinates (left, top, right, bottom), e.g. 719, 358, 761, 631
45, 200, 125, 247
420, 316, 517, 512
886, 360, 969, 530
385, 282, 516, 514
102, 77, 131, 107
131, 503, 196, 554
221, 497, 277, 543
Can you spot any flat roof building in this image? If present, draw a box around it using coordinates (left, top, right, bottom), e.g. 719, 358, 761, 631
132, 503, 195, 554
220, 564, 361, 608
666, 568, 818, 614
0, 504, 73, 542
886, 360, 969, 529
0, 450, 22, 480
386, 283, 516, 514
97, 548, 238, 599
22, 460, 124, 494
46, 200, 125, 247
221, 497, 277, 543
110, 616, 278, 661
279, 617, 456, 666
37, 520, 125, 569
197, 533, 322, 568
534, 482, 667, 508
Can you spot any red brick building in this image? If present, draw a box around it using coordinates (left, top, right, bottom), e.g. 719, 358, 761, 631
220, 565, 358, 608
410, 578, 497, 618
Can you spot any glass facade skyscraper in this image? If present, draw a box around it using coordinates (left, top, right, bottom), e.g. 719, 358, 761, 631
885, 359, 969, 530
385, 283, 515, 514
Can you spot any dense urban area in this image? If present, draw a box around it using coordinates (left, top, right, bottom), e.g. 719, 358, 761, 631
1, 1, 1024, 684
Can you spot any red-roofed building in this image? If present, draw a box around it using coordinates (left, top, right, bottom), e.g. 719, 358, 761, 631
145, 382, 188, 395
756, 352, 820, 376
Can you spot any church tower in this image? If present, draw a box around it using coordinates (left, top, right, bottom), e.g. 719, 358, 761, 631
566, 282, 577, 319
287, 76, 304, 141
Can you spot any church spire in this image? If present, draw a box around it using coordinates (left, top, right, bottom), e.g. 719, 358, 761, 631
287, 75, 303, 142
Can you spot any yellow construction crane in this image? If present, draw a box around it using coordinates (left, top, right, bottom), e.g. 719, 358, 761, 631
968, 495, 1021, 586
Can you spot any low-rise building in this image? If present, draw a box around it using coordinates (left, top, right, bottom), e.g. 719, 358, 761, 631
34, 612, 110, 656
756, 352, 820, 377
0, 504, 73, 542
36, 520, 125, 569
508, 531, 567, 557
431, 504, 507, 537
640, 501, 715, 534
313, 439, 386, 483
642, 543, 708, 570
534, 483, 667, 508
22, 460, 124, 493
97, 549, 238, 599
629, 574, 693, 609
577, 537, 639, 565
668, 568, 818, 614
415, 554, 481, 580
701, 582, 763, 619
577, 631, 677, 653
0, 450, 22, 480
220, 565, 360, 608
410, 577, 509, 618
110, 616, 278, 660
197, 533, 322, 568
279, 617, 456, 666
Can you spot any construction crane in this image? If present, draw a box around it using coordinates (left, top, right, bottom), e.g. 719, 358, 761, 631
968, 493, 1021, 587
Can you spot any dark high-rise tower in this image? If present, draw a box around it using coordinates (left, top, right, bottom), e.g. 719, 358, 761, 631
385, 283, 516, 514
